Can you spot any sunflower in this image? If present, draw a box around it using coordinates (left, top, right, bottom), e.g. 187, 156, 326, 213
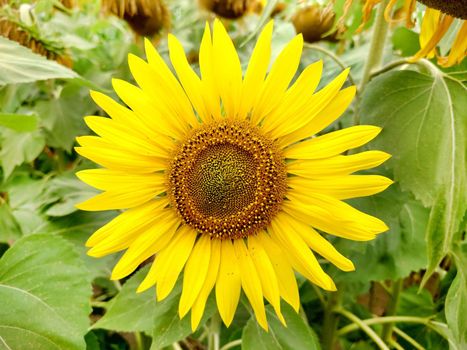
76, 20, 392, 331
349, 0, 466, 67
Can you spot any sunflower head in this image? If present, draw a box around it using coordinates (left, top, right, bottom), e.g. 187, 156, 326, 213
199, 0, 262, 19
292, 4, 336, 43
417, 0, 467, 20
101, 0, 170, 37
77, 20, 392, 331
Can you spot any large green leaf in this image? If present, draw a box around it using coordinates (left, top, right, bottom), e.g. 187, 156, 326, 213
0, 36, 78, 85
0, 129, 46, 178
360, 70, 467, 283
445, 243, 467, 348
92, 266, 156, 333
0, 113, 38, 132
334, 182, 429, 284
0, 234, 92, 349
242, 303, 321, 350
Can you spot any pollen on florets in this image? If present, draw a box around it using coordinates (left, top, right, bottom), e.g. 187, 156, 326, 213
167, 120, 287, 239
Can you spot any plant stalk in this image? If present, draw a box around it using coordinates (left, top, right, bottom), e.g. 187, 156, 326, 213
334, 309, 389, 350
381, 279, 403, 343
208, 312, 221, 350
359, 0, 390, 90
321, 290, 341, 350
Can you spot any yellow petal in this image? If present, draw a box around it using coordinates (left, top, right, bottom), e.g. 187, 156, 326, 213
279, 85, 356, 147
263, 60, 323, 133
155, 226, 198, 301
250, 34, 304, 125
262, 60, 323, 134
108, 210, 179, 279
199, 22, 222, 120
84, 116, 168, 157
288, 175, 393, 200
438, 21, 467, 67
419, 8, 441, 59
89, 90, 149, 137
212, 19, 243, 118
215, 239, 241, 327
179, 235, 211, 318
287, 151, 391, 178
75, 137, 166, 173
247, 235, 286, 325
76, 189, 157, 211
76, 168, 165, 192
85, 198, 168, 248
255, 232, 300, 312
285, 192, 388, 240
280, 214, 355, 272
168, 34, 211, 122
238, 21, 273, 118
112, 79, 184, 139
191, 239, 221, 331
284, 125, 381, 160
143, 38, 201, 124
128, 53, 199, 128
409, 11, 454, 62
234, 239, 268, 331
270, 214, 336, 291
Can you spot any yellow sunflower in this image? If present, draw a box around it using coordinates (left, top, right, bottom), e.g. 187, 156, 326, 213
76, 20, 392, 331
350, 0, 466, 67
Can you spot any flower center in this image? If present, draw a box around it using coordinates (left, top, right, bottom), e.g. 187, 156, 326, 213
417, 0, 467, 19
168, 120, 286, 239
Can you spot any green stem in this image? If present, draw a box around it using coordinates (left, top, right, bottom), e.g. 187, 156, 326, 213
303, 43, 358, 87
208, 312, 221, 350
134, 332, 144, 350
334, 309, 389, 350
337, 315, 434, 336
381, 279, 403, 343
220, 339, 242, 350
393, 327, 425, 350
321, 290, 341, 350
359, 0, 390, 90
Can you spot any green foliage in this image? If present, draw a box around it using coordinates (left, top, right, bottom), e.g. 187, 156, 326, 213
0, 0, 465, 349
0, 36, 77, 85
0, 234, 91, 349
242, 303, 321, 350
361, 70, 467, 284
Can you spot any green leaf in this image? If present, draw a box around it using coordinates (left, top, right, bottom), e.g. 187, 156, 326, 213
335, 183, 429, 284
0, 36, 78, 85
0, 113, 38, 132
0, 202, 22, 242
445, 243, 467, 348
361, 70, 467, 283
0, 234, 92, 349
0, 129, 46, 178
391, 27, 420, 57
92, 266, 156, 332
34, 83, 94, 151
242, 303, 321, 350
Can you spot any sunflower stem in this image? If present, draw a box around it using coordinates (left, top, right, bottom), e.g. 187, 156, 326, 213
208, 312, 221, 350
355, 0, 390, 124
381, 279, 403, 343
334, 308, 389, 350
321, 290, 341, 350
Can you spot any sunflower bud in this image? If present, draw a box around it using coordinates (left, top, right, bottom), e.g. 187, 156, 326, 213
292, 4, 336, 43
199, 0, 261, 19
101, 0, 170, 37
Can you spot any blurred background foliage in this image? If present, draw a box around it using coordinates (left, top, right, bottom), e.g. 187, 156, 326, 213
0, 0, 466, 349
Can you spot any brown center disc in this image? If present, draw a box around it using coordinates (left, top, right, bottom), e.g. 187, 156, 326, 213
417, 0, 467, 20
168, 120, 287, 239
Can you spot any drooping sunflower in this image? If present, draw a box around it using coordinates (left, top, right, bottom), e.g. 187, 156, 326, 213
76, 20, 392, 331
348, 0, 466, 67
